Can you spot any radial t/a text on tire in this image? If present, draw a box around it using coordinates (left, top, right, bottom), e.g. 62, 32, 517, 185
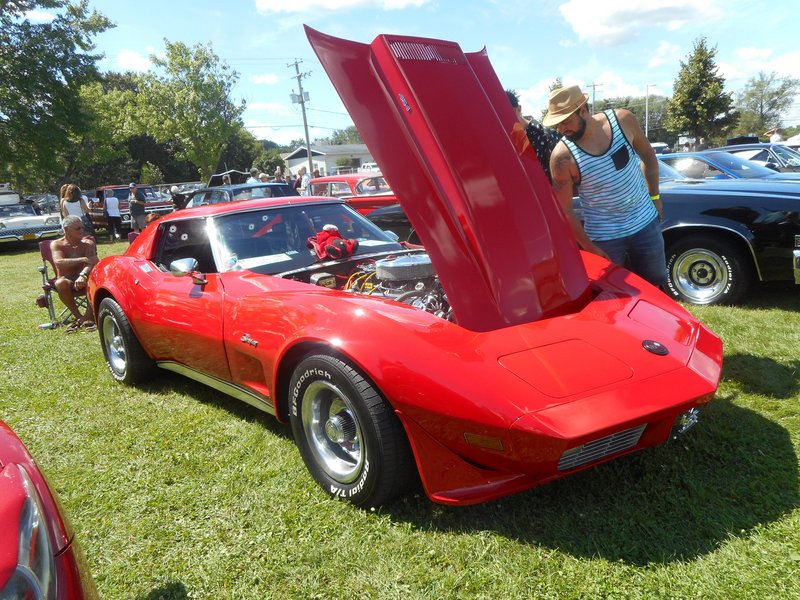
665, 235, 751, 305
289, 353, 416, 508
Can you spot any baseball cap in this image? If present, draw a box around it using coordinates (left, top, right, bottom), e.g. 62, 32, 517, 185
129, 182, 136, 187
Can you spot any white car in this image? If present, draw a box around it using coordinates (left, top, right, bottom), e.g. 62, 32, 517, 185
0, 188, 62, 242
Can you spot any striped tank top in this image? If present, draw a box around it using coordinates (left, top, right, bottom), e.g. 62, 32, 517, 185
563, 109, 657, 241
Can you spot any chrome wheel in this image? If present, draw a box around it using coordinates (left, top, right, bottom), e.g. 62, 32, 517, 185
666, 236, 751, 305
672, 248, 729, 304
301, 380, 363, 483
102, 314, 127, 377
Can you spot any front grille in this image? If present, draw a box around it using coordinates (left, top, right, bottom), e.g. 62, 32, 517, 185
557, 424, 646, 471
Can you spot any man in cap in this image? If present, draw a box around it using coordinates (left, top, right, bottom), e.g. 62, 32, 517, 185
128, 182, 147, 233
546, 85, 666, 287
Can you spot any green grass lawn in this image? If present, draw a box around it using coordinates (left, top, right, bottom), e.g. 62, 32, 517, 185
2, 239, 799, 599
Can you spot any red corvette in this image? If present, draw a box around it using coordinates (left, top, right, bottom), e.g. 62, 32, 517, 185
87, 30, 722, 508
0, 420, 98, 598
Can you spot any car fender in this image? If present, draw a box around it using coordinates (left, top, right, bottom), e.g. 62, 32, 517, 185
661, 218, 761, 280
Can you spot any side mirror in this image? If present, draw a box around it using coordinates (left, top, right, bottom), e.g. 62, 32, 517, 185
383, 230, 400, 242
169, 257, 207, 285
764, 162, 781, 171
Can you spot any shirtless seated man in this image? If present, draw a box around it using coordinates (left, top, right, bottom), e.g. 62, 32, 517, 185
51, 215, 100, 332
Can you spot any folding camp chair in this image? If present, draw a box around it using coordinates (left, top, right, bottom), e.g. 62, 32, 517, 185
35, 240, 89, 330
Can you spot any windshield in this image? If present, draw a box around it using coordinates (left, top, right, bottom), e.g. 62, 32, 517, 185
675, 152, 777, 179
210, 202, 403, 275
0, 204, 36, 218
773, 145, 800, 166
657, 161, 686, 181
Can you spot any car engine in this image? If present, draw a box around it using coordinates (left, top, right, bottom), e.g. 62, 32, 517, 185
342, 253, 454, 322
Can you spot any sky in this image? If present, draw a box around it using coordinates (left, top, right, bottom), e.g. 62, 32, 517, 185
32, 0, 800, 145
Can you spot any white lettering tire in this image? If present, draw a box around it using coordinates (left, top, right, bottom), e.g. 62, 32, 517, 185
289, 354, 416, 508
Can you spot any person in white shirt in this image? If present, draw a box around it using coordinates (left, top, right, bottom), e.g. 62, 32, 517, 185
104, 189, 121, 240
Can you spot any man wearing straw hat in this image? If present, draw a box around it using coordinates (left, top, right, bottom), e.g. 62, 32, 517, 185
546, 84, 666, 287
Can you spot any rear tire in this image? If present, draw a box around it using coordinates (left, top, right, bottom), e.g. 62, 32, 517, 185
289, 354, 416, 508
665, 236, 752, 305
97, 297, 156, 384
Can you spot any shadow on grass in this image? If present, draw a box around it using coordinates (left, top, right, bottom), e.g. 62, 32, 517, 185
386, 398, 798, 566
136, 375, 292, 441
138, 581, 188, 600
724, 353, 800, 398
738, 281, 800, 311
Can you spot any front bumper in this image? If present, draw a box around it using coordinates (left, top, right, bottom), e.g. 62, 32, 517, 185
0, 226, 62, 242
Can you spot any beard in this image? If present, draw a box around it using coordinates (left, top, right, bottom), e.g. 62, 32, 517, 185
564, 115, 587, 142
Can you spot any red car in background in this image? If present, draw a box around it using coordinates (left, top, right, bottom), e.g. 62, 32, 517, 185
86, 184, 174, 231
308, 173, 396, 215
0, 420, 97, 599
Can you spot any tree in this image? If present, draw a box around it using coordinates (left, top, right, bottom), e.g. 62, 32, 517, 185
252, 149, 286, 178
329, 126, 363, 145
596, 95, 674, 145
735, 71, 800, 136
138, 40, 245, 179
215, 127, 262, 173
0, 0, 112, 189
665, 37, 738, 143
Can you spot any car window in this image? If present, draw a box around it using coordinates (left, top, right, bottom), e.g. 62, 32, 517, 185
731, 149, 768, 163
210, 203, 403, 275
773, 145, 800, 166
310, 182, 330, 196
355, 176, 391, 195
706, 151, 774, 178
207, 190, 229, 204
665, 157, 713, 179
330, 182, 352, 197
154, 218, 217, 273
0, 205, 37, 217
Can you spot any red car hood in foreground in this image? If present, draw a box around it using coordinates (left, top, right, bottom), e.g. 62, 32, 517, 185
0, 421, 97, 598
306, 27, 591, 332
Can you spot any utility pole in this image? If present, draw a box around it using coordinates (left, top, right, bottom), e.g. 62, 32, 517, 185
645, 84, 655, 139
587, 82, 602, 114
289, 59, 313, 177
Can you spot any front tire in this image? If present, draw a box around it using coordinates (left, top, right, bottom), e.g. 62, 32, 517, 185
97, 297, 156, 384
665, 236, 752, 305
289, 354, 416, 508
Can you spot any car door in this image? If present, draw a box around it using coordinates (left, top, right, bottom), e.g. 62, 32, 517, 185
132, 217, 231, 381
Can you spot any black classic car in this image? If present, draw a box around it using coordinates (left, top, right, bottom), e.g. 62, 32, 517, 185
368, 162, 800, 305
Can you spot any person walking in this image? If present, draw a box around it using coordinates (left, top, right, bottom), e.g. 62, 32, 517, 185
545, 85, 666, 287
104, 190, 122, 240
128, 182, 146, 233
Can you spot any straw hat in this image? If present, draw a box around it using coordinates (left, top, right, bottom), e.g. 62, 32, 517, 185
542, 85, 590, 127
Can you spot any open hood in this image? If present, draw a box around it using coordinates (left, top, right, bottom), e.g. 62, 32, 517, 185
306, 27, 590, 332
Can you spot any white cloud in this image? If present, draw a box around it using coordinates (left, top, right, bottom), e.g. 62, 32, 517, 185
24, 10, 56, 23
244, 121, 304, 145
251, 74, 280, 85
648, 41, 680, 68
559, 0, 721, 46
719, 48, 800, 86
255, 0, 429, 14
116, 50, 152, 72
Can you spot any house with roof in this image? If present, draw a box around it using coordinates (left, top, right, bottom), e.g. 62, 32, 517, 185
281, 144, 375, 176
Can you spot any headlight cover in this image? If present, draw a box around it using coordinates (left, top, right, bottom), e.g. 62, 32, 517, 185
45, 217, 60, 226
0, 464, 56, 600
